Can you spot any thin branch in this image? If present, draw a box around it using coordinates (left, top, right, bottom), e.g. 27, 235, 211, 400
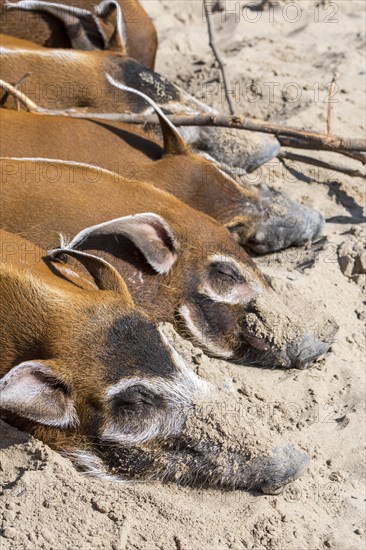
327, 72, 338, 135
278, 151, 365, 179
0, 79, 41, 112
211, 1, 225, 12
2, 79, 365, 160
82, 112, 365, 154
340, 150, 366, 165
248, 0, 280, 10
203, 0, 235, 115
278, 136, 366, 164
13, 73, 31, 111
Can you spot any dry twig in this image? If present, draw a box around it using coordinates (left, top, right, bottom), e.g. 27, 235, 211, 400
13, 73, 31, 111
327, 72, 339, 135
203, 0, 235, 115
277, 136, 366, 164
279, 151, 365, 179
248, 0, 281, 10
87, 112, 365, 155
341, 151, 366, 165
0, 79, 41, 112
2, 79, 365, 176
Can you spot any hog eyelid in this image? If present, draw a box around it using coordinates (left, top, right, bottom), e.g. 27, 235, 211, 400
215, 265, 243, 283
208, 254, 250, 282
210, 259, 245, 284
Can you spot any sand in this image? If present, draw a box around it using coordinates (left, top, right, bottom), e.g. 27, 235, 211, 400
0, 1, 365, 548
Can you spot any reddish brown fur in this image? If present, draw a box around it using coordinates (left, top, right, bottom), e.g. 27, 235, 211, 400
0, 44, 325, 254
0, 158, 330, 369
0, 232, 310, 492
0, 47, 130, 110
0, 0, 157, 68
0, 109, 262, 244
0, 158, 264, 315
0, 229, 132, 450
0, 33, 43, 49
0, 158, 275, 358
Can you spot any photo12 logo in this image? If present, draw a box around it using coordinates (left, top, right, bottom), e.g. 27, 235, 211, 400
202, 1, 340, 25
201, 79, 340, 106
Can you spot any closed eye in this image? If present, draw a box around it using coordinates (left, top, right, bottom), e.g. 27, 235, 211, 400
113, 386, 162, 410
212, 262, 244, 284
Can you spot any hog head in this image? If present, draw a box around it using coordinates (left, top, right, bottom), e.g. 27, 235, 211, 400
108, 76, 325, 255
56, 212, 330, 370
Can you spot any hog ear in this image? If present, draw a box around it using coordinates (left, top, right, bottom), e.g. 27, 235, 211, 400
48, 247, 133, 299
5, 0, 108, 51
94, 0, 127, 52
106, 74, 188, 156
0, 361, 78, 428
59, 213, 177, 275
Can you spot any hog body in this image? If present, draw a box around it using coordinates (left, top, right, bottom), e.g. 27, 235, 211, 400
0, 229, 309, 493
0, 0, 158, 68
0, 158, 330, 369
0, 108, 325, 254
0, 45, 279, 173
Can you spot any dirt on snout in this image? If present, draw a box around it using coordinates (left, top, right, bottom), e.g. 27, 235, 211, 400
245, 292, 307, 350
337, 225, 366, 291
184, 367, 292, 462
1, 1, 365, 549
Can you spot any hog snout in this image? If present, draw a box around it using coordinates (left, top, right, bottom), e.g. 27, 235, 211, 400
240, 293, 331, 369
286, 333, 330, 370
250, 445, 310, 495
172, 442, 309, 494
260, 332, 330, 370
247, 185, 325, 254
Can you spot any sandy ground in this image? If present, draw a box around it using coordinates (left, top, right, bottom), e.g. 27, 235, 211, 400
1, 1, 365, 549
